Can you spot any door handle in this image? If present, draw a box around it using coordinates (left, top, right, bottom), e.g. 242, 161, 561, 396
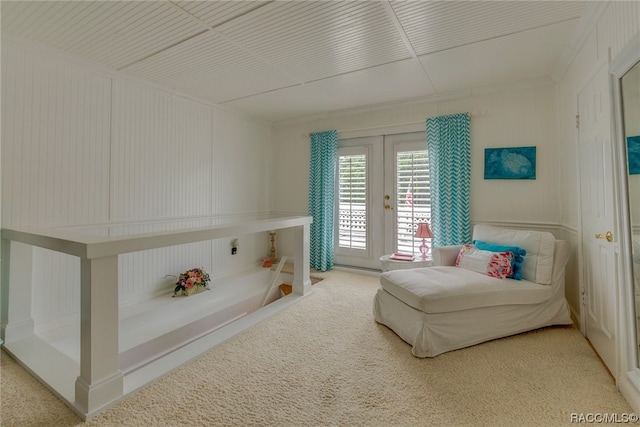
595, 231, 613, 242
384, 205, 393, 210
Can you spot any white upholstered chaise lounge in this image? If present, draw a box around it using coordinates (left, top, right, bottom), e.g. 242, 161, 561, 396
373, 224, 572, 357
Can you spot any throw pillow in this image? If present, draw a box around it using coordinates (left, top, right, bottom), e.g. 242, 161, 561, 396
455, 244, 513, 279
473, 240, 527, 280
472, 224, 555, 285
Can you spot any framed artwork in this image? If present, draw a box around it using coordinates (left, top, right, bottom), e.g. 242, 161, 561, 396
628, 136, 640, 175
484, 146, 536, 180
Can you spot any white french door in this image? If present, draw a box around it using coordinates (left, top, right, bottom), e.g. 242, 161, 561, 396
383, 133, 431, 256
334, 132, 430, 269
335, 136, 384, 269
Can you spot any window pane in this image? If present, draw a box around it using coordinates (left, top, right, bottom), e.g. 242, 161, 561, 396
396, 150, 431, 255
338, 154, 367, 250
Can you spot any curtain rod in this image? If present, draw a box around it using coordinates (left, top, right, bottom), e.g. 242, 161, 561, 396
303, 110, 486, 138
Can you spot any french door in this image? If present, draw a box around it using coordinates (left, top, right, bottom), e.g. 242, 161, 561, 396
335, 132, 430, 269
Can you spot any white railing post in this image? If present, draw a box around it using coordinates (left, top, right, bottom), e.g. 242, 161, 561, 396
1, 240, 35, 343
293, 223, 311, 295
74, 255, 123, 414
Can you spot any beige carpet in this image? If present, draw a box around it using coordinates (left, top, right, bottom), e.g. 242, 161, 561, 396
0, 270, 633, 426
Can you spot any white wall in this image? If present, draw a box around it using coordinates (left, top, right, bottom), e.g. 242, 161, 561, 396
1, 40, 273, 327
556, 1, 640, 322
271, 84, 560, 256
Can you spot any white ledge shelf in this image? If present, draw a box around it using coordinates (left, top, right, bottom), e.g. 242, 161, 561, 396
1, 215, 312, 420
1, 215, 312, 259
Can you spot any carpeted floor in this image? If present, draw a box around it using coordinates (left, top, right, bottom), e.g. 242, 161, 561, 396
0, 270, 634, 426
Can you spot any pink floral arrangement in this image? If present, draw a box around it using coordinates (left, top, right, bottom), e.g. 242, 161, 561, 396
173, 267, 211, 296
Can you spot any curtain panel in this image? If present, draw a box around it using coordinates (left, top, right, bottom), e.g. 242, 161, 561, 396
308, 130, 338, 271
426, 113, 471, 246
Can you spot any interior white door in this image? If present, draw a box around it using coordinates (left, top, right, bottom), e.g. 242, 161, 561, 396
578, 63, 619, 376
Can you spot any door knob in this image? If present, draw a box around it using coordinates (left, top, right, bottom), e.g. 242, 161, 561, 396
384, 195, 390, 200
384, 205, 393, 210
595, 231, 613, 242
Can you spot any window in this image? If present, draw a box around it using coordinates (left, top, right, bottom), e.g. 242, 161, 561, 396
338, 151, 367, 250
396, 150, 430, 255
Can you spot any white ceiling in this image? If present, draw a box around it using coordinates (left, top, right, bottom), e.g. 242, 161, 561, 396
1, 1, 590, 122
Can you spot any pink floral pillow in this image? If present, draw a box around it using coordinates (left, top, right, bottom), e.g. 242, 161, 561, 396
455, 244, 513, 279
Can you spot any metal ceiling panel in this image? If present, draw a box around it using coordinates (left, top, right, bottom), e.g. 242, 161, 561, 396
223, 58, 437, 121
173, 0, 271, 29
218, 1, 412, 82
1, 1, 205, 69
420, 20, 577, 93
392, 0, 585, 56
0, 0, 593, 122
122, 31, 296, 103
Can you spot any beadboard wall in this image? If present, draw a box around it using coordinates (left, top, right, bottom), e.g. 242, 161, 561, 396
1, 41, 273, 328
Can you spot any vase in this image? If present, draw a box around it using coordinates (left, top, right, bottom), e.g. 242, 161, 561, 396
183, 286, 207, 296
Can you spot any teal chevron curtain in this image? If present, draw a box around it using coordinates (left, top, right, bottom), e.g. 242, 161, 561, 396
426, 113, 471, 246
308, 130, 338, 271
